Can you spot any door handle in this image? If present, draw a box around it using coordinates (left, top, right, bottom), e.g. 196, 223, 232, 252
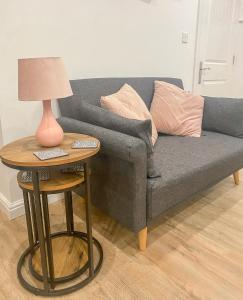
200, 67, 211, 71
198, 62, 211, 84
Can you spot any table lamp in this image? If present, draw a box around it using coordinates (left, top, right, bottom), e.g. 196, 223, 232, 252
18, 57, 73, 147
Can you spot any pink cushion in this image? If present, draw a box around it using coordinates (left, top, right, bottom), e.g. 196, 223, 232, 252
150, 81, 204, 137
101, 84, 158, 144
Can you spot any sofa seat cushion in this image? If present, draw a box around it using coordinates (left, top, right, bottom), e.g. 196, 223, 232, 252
147, 131, 243, 220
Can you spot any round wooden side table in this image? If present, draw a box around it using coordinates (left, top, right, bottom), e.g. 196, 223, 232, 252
0, 133, 103, 296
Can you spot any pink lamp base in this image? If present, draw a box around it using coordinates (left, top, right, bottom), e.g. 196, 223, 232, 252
36, 100, 64, 147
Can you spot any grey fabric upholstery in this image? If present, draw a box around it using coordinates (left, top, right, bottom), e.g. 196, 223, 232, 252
147, 131, 243, 220
58, 77, 243, 236
57, 117, 147, 232
74, 101, 160, 178
77, 101, 153, 153
203, 96, 243, 137
58, 77, 184, 120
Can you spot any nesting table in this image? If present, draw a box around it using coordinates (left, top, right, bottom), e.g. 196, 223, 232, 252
0, 133, 103, 296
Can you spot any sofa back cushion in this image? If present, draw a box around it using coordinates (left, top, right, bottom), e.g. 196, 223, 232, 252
58, 77, 183, 120
78, 101, 154, 153
76, 101, 161, 178
101, 84, 158, 145
202, 96, 243, 138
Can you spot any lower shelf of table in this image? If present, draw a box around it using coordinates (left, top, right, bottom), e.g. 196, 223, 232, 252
17, 231, 103, 297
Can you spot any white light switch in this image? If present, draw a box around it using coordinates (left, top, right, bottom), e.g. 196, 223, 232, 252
181, 32, 189, 44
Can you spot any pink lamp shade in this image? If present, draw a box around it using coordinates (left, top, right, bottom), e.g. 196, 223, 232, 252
18, 57, 73, 101
18, 57, 73, 147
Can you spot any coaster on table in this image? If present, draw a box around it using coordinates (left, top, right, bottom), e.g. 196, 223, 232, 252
33, 148, 69, 161
20, 170, 50, 183
72, 140, 98, 149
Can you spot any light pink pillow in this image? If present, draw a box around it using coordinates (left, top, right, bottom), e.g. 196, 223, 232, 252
101, 84, 158, 145
150, 81, 204, 137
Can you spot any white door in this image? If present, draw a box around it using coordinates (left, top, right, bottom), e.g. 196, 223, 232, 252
193, 0, 238, 97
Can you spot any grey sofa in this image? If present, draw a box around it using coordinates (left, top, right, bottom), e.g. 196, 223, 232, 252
58, 77, 243, 250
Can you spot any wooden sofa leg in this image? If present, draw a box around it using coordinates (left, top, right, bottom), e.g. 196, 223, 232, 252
138, 227, 147, 251
233, 171, 240, 185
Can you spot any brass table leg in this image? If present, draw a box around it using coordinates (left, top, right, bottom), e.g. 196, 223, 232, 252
42, 192, 55, 289
17, 166, 103, 296
32, 171, 50, 291
23, 191, 34, 248
29, 192, 39, 242
65, 191, 74, 234
84, 161, 94, 276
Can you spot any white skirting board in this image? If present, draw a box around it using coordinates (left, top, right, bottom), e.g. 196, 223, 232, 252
0, 192, 62, 220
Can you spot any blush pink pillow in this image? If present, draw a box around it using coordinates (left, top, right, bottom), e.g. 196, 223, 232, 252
150, 81, 204, 137
101, 84, 158, 145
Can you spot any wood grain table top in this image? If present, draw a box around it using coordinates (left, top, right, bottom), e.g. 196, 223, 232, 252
0, 133, 100, 169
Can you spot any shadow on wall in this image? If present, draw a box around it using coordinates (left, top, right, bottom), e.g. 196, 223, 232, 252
0, 117, 10, 201
0, 118, 3, 147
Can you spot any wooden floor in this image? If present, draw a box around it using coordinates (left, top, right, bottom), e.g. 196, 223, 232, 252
1, 172, 243, 300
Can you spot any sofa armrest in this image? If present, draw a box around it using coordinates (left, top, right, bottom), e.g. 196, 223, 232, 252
57, 116, 147, 163
57, 116, 147, 232
202, 96, 243, 138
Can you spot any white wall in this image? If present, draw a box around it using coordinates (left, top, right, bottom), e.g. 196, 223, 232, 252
0, 0, 199, 217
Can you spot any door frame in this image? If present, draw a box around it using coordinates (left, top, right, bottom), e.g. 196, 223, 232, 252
192, 0, 209, 94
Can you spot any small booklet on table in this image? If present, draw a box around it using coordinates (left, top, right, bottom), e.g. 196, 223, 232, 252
33, 148, 69, 161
